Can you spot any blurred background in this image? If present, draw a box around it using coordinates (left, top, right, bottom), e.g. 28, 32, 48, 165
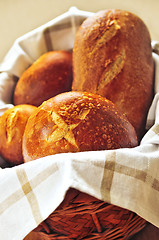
0, 0, 159, 62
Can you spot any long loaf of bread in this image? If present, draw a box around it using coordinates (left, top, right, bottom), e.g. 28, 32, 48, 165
72, 9, 154, 141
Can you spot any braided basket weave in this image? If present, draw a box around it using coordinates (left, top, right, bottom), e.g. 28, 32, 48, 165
26, 188, 146, 240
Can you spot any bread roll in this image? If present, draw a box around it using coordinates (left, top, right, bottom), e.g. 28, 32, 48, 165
72, 9, 154, 141
0, 104, 37, 165
14, 50, 73, 107
23, 91, 138, 162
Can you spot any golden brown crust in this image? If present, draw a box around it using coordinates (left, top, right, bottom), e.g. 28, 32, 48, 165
23, 91, 138, 162
13, 50, 73, 107
72, 9, 154, 141
0, 104, 37, 165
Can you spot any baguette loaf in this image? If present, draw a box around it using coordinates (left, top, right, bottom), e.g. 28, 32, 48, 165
23, 91, 138, 162
0, 104, 37, 165
14, 50, 73, 107
72, 9, 154, 141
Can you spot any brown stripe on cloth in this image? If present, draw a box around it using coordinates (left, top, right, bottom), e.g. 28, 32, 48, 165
43, 27, 53, 51
29, 162, 59, 189
152, 178, 159, 192
101, 151, 116, 202
43, 18, 85, 52
15, 162, 59, 224
0, 188, 25, 215
114, 163, 147, 182
16, 167, 43, 225
101, 151, 159, 202
152, 124, 159, 135
44, 22, 73, 51
0, 162, 59, 219
115, 162, 159, 192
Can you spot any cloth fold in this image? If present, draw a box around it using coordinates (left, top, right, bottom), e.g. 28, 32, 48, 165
0, 7, 159, 240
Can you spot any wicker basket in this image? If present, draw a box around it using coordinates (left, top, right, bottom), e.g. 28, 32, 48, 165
25, 188, 146, 240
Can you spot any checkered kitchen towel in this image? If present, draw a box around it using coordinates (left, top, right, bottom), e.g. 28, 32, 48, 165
0, 7, 159, 240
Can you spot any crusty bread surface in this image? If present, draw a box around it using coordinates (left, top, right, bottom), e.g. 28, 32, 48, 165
72, 9, 154, 140
14, 50, 73, 107
0, 104, 37, 165
23, 91, 138, 162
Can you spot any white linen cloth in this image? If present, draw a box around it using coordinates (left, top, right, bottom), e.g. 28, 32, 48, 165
0, 7, 159, 240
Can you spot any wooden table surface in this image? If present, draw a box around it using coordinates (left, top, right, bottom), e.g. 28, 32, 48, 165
131, 223, 159, 240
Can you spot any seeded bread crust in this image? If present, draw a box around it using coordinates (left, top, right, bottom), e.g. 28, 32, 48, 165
23, 91, 138, 162
72, 9, 154, 140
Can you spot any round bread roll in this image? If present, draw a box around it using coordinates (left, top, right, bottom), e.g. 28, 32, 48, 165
23, 91, 138, 162
0, 104, 37, 166
72, 9, 154, 141
13, 50, 73, 107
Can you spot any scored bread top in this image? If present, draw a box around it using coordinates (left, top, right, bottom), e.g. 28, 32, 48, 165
23, 91, 138, 162
72, 9, 154, 141
0, 104, 37, 165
